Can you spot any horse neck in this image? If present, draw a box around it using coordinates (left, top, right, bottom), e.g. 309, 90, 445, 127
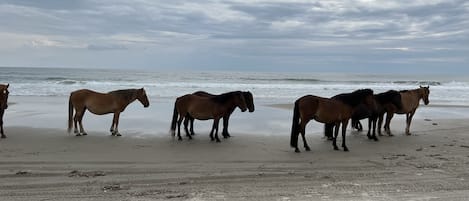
113, 90, 138, 105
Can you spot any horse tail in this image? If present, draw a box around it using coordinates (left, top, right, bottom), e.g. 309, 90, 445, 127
170, 100, 178, 135
67, 94, 73, 133
290, 100, 300, 148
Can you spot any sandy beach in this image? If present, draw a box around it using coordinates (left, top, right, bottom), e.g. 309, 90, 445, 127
1, 96, 469, 200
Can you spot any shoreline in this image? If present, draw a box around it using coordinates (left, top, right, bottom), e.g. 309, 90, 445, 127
2, 96, 469, 199
1, 118, 469, 200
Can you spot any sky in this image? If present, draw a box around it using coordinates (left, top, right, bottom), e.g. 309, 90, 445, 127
0, 0, 468, 73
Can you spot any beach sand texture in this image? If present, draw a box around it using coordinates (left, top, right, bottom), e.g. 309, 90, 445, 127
1, 97, 469, 200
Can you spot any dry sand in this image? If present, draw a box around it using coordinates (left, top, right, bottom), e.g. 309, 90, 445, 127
1, 113, 469, 200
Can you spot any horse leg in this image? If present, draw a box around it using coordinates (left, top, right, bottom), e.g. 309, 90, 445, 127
367, 118, 372, 139
112, 112, 121, 136
222, 116, 231, 138
110, 113, 117, 135
342, 120, 349, 151
300, 119, 311, 151
189, 117, 195, 135
0, 110, 5, 138
384, 112, 394, 136
212, 118, 221, 142
406, 111, 416, 135
177, 115, 184, 141
377, 114, 384, 136
332, 122, 340, 150
78, 109, 87, 136
183, 117, 192, 139
372, 117, 378, 141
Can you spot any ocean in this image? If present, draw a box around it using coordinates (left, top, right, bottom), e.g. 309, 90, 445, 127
2, 67, 469, 136
1, 67, 469, 106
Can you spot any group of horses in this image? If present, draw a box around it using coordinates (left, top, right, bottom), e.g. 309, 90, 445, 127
0, 83, 430, 154
290, 86, 430, 153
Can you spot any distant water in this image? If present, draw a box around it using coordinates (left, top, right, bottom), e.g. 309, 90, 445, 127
1, 67, 469, 106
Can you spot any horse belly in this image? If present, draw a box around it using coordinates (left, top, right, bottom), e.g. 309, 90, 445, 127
85, 99, 115, 115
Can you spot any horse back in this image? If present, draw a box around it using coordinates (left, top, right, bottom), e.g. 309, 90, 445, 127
297, 95, 351, 123
192, 91, 215, 97
70, 89, 116, 114
398, 90, 421, 113
176, 94, 219, 120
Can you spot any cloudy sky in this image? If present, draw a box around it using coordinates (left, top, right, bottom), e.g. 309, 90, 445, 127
0, 0, 468, 73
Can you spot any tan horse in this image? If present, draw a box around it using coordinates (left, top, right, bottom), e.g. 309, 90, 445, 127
291, 89, 374, 153
0, 84, 9, 138
68, 88, 150, 136
185, 91, 255, 138
170, 91, 248, 142
383, 86, 430, 135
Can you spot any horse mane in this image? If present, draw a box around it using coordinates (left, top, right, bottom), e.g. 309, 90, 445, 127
109, 89, 137, 102
212, 91, 242, 104
400, 89, 409, 93
332, 89, 373, 107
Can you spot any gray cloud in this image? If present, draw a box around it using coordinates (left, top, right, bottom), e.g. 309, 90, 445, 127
0, 0, 467, 73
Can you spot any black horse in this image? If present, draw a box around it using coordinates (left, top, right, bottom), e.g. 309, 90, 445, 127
324, 89, 377, 140
349, 90, 402, 141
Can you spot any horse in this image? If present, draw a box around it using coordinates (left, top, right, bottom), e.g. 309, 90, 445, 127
0, 84, 9, 138
383, 86, 430, 135
291, 89, 374, 153
184, 91, 254, 138
324, 89, 376, 140
349, 90, 402, 141
170, 91, 248, 142
68, 88, 150, 136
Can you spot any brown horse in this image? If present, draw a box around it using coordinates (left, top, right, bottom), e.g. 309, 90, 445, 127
170, 91, 248, 142
68, 88, 150, 136
383, 86, 430, 135
185, 91, 254, 138
291, 89, 374, 153
0, 84, 9, 138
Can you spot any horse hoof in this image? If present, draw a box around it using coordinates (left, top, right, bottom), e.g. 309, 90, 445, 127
305, 147, 311, 151
82, 133, 88, 136
373, 137, 379, 141
75, 133, 82, 136
1, 135, 6, 139
343, 147, 349, 152
116, 133, 121, 137
178, 137, 182, 141
334, 147, 339, 151
388, 134, 394, 137
295, 149, 300, 153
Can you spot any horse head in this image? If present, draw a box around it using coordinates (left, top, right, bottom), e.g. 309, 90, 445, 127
0, 84, 9, 110
235, 91, 248, 112
419, 85, 430, 105
137, 88, 150, 108
243, 91, 255, 112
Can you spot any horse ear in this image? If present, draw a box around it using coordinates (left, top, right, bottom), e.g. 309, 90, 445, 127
6, 83, 9, 88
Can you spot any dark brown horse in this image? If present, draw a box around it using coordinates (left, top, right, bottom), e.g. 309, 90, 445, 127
170, 91, 248, 142
383, 86, 430, 135
0, 84, 9, 138
185, 91, 254, 138
349, 90, 402, 141
291, 89, 374, 153
68, 88, 150, 136
324, 89, 377, 140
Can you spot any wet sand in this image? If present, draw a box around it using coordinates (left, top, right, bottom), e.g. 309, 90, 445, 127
1, 97, 469, 200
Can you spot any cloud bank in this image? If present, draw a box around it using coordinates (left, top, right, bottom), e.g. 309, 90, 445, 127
0, 0, 467, 73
